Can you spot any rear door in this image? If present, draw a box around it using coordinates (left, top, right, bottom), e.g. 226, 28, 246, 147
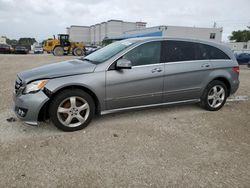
162, 40, 213, 102
105, 41, 164, 110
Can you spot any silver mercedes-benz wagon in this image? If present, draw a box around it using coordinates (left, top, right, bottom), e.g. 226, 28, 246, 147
13, 37, 240, 131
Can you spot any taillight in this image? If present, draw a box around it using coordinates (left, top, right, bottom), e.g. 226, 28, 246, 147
232, 66, 240, 74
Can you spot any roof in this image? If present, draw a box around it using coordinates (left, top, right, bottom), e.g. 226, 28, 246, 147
108, 31, 163, 40
115, 37, 226, 50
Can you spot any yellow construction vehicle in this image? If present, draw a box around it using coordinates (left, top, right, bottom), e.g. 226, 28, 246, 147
43, 34, 85, 56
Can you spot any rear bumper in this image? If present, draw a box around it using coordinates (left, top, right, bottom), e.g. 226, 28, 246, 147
13, 91, 49, 125
230, 79, 240, 95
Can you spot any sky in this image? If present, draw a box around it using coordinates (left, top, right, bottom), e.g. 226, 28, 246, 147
0, 0, 249, 42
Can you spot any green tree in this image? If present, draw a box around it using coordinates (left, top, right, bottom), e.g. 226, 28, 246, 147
18, 38, 37, 46
6, 38, 18, 45
229, 30, 250, 42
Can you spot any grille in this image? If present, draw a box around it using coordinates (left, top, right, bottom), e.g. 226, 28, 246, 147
15, 76, 23, 94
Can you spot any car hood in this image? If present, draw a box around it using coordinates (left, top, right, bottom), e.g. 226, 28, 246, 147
18, 59, 96, 83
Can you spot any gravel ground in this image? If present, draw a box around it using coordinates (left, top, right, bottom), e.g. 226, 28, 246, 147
0, 54, 249, 187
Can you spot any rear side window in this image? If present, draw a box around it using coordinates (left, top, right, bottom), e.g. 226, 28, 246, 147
123, 41, 161, 66
164, 41, 230, 62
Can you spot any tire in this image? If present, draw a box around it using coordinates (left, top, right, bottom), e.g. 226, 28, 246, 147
200, 80, 228, 111
49, 89, 95, 132
73, 48, 84, 56
53, 46, 64, 56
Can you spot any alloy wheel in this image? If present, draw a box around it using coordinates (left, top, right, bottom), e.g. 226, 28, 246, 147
57, 96, 90, 127
207, 85, 225, 108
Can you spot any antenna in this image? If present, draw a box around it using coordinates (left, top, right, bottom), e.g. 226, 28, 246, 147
213, 22, 217, 28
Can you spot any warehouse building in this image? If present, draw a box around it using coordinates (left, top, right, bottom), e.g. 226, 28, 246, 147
107, 25, 223, 43
67, 20, 222, 45
0, 36, 7, 44
226, 41, 250, 53
67, 20, 146, 45
66, 26, 90, 44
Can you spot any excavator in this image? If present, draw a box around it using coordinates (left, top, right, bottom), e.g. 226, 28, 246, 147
43, 34, 85, 56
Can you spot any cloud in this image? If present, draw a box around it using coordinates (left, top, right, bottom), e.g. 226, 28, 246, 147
0, 0, 249, 41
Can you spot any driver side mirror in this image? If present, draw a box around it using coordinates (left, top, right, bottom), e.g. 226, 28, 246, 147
116, 59, 132, 69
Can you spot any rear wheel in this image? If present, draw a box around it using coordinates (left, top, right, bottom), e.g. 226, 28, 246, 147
73, 48, 84, 56
53, 46, 64, 56
200, 80, 228, 111
49, 89, 95, 131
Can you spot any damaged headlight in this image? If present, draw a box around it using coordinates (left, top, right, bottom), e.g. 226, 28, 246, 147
23, 80, 49, 94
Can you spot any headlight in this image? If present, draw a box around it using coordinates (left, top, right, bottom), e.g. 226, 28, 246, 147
23, 80, 48, 94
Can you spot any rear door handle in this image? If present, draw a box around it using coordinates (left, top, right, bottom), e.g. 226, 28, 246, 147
152, 68, 163, 73
201, 63, 210, 68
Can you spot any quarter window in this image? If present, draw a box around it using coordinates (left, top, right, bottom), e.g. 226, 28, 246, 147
123, 41, 161, 66
204, 44, 230, 60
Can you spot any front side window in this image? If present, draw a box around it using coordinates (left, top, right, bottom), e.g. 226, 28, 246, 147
123, 41, 161, 66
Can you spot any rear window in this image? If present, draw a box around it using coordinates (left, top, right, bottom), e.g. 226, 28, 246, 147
164, 41, 230, 62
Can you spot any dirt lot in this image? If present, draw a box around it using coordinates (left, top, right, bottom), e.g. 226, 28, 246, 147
0, 54, 249, 187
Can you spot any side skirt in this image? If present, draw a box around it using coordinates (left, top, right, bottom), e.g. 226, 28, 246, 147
101, 99, 200, 115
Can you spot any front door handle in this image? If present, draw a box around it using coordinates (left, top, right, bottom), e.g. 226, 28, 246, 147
152, 68, 163, 73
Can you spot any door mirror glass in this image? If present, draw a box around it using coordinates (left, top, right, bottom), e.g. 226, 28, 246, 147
116, 59, 132, 69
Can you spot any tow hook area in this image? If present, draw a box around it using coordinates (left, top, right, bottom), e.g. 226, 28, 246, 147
43, 87, 53, 98
15, 107, 28, 117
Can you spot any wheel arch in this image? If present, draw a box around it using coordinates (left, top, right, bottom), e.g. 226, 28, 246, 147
213, 77, 231, 96
204, 76, 231, 97
38, 85, 101, 121
52, 45, 62, 51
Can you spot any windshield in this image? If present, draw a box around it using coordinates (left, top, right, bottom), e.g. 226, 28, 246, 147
82, 40, 134, 64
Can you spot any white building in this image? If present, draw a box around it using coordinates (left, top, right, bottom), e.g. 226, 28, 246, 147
67, 20, 146, 45
118, 25, 223, 42
226, 41, 250, 53
66, 26, 90, 44
0, 36, 7, 44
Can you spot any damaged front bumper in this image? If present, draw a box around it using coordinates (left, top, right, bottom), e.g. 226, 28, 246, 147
13, 90, 49, 125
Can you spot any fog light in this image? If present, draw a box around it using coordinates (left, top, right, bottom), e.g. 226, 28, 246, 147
17, 108, 28, 117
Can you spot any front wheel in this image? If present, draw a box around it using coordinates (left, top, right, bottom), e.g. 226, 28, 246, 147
200, 80, 228, 111
49, 89, 95, 132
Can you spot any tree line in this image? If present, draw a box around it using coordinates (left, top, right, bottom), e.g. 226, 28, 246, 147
5, 37, 37, 46
229, 30, 250, 42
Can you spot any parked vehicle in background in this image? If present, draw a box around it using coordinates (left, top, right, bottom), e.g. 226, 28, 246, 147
0, 44, 13, 54
85, 47, 101, 56
14, 46, 29, 54
235, 53, 250, 64
34, 45, 43, 54
13, 37, 239, 132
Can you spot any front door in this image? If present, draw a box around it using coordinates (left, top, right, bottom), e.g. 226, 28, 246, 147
106, 41, 164, 110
